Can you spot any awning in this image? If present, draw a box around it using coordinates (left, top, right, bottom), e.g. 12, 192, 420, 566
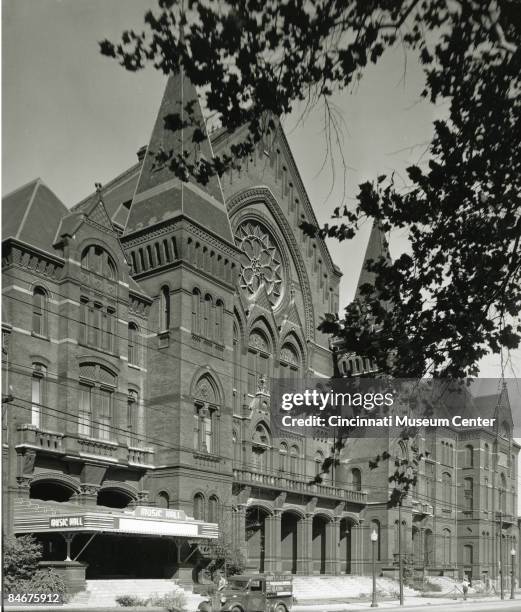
13, 498, 218, 539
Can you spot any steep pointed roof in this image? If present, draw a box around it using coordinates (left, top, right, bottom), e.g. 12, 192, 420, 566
54, 191, 113, 245
2, 178, 68, 253
355, 220, 391, 299
124, 71, 234, 243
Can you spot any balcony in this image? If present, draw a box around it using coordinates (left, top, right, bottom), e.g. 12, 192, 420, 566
233, 467, 367, 505
412, 499, 433, 516
16, 424, 65, 454
16, 425, 154, 469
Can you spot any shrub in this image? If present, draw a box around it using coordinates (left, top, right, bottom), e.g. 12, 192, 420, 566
115, 594, 148, 607
14, 569, 69, 602
424, 580, 443, 592
148, 590, 188, 612
3, 535, 43, 589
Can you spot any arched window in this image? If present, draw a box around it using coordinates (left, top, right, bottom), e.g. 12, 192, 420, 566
193, 493, 205, 520
156, 491, 169, 509
215, 300, 224, 343
279, 442, 288, 472
248, 330, 271, 394
252, 423, 271, 471
464, 477, 473, 511
192, 288, 201, 334
78, 363, 116, 440
193, 377, 219, 455
465, 445, 473, 467
128, 323, 139, 366
32, 287, 48, 336
31, 363, 47, 427
351, 468, 362, 492
371, 519, 381, 561
424, 529, 433, 566
484, 443, 490, 469
203, 294, 213, 338
127, 389, 139, 445
159, 286, 171, 331
442, 472, 452, 509
279, 343, 300, 379
208, 495, 219, 523
81, 245, 117, 280
290, 445, 300, 475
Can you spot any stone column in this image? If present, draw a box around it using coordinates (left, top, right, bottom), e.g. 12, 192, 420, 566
297, 515, 313, 574
351, 521, 365, 575
265, 511, 282, 572
325, 518, 340, 575
235, 504, 247, 558
16, 475, 32, 500
75, 484, 99, 506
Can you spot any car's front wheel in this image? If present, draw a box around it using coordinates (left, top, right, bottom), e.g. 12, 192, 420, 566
275, 605, 287, 612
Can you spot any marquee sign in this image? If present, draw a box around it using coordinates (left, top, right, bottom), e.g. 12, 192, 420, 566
49, 516, 85, 529
133, 506, 186, 521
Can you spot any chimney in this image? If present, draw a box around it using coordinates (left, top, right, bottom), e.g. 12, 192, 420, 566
137, 145, 147, 162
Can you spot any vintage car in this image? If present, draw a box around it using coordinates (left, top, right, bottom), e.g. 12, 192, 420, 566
197, 573, 293, 612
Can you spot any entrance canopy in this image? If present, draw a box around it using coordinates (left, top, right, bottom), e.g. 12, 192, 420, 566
13, 498, 218, 539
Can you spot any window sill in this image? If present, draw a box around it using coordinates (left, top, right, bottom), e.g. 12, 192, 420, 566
31, 332, 50, 341
128, 363, 142, 371
77, 341, 118, 358
193, 450, 221, 462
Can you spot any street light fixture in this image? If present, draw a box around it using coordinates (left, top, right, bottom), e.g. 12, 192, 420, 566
371, 529, 378, 608
511, 548, 516, 600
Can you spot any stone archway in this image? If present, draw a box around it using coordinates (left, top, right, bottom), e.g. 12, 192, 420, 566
245, 506, 270, 572
97, 487, 134, 509
30, 479, 77, 502
281, 510, 301, 574
312, 515, 329, 574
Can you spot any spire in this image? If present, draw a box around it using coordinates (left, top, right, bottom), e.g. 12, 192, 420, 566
355, 220, 391, 300
125, 70, 234, 243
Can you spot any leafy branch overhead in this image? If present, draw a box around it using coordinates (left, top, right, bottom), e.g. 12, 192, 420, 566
101, 0, 521, 379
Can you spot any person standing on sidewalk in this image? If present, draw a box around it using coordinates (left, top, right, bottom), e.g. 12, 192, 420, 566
462, 577, 469, 601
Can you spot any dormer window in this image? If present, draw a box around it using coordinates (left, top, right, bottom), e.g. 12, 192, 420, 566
81, 245, 117, 280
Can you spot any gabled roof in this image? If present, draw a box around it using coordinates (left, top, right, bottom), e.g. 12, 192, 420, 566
54, 192, 114, 245
2, 178, 68, 253
124, 71, 234, 243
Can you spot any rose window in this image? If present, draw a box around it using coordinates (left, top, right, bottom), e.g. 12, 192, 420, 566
235, 222, 283, 307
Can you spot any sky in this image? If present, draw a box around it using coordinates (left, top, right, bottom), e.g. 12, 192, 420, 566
2, 0, 520, 390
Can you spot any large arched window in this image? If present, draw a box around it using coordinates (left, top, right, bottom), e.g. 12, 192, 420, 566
31, 363, 47, 427
128, 322, 139, 366
248, 330, 271, 394
193, 376, 219, 455
203, 294, 213, 338
500, 473, 507, 513
215, 300, 224, 344
193, 493, 205, 520
78, 362, 117, 440
232, 429, 241, 464
351, 468, 362, 492
279, 343, 300, 379
464, 445, 473, 467
192, 288, 201, 335
252, 423, 271, 471
127, 389, 139, 445
484, 443, 490, 469
159, 285, 171, 331
232, 321, 240, 413
208, 495, 219, 523
32, 287, 48, 336
81, 245, 117, 280
315, 450, 324, 477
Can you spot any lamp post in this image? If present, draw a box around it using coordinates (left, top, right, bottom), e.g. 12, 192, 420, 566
511, 548, 516, 600
371, 529, 378, 607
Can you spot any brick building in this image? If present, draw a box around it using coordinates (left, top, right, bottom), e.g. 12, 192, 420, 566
2, 71, 518, 584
